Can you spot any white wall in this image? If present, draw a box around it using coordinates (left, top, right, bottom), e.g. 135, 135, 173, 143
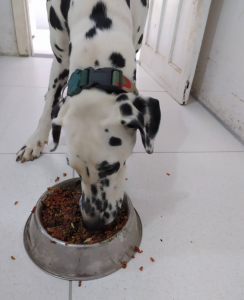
0, 0, 18, 55
192, 0, 244, 141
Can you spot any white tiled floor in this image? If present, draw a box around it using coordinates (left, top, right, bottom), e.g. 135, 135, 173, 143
0, 57, 244, 300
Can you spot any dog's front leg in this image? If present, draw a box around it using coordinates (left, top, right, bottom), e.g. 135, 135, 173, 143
16, 58, 69, 162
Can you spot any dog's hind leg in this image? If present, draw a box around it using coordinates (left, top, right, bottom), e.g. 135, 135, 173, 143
16, 0, 71, 162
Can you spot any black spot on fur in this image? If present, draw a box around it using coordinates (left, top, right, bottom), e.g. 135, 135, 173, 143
60, 0, 71, 21
109, 204, 112, 210
105, 129, 109, 132
66, 157, 69, 165
116, 94, 128, 102
91, 184, 98, 196
90, 1, 112, 30
109, 137, 122, 146
109, 52, 126, 68
119, 199, 123, 204
104, 200, 108, 210
53, 84, 56, 89
133, 97, 147, 115
86, 26, 97, 39
112, 211, 117, 218
138, 26, 140, 32
95, 60, 100, 66
133, 69, 136, 81
86, 167, 90, 177
97, 161, 120, 178
136, 49, 139, 54
52, 123, 61, 146
138, 112, 145, 126
84, 201, 91, 214
95, 199, 103, 210
65, 21, 70, 36
125, 0, 130, 8
50, 6, 63, 30
123, 161, 126, 165
120, 103, 132, 116
55, 44, 64, 52
104, 212, 110, 219
53, 85, 62, 106
69, 43, 72, 56
101, 192, 106, 201
54, 53, 62, 64
21, 146, 26, 151
147, 98, 161, 139
54, 78, 58, 83
59, 69, 69, 80
138, 34, 143, 44
141, 0, 147, 6
103, 200, 108, 210
92, 197, 96, 204
121, 120, 126, 125
101, 179, 110, 187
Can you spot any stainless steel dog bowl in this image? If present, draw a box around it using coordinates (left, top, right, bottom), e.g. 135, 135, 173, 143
24, 178, 142, 281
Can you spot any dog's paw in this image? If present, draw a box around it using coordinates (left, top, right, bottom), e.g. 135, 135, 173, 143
16, 131, 49, 163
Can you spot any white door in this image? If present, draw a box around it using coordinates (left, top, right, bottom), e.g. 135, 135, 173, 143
140, 0, 212, 105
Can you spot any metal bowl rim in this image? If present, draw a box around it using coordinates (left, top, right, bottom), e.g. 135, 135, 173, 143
23, 209, 142, 281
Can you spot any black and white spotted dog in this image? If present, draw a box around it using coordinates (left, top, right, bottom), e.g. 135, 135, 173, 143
16, 0, 161, 230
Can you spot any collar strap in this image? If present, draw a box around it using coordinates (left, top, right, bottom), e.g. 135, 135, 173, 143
67, 67, 139, 97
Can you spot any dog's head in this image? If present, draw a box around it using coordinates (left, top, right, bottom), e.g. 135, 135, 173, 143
52, 89, 161, 230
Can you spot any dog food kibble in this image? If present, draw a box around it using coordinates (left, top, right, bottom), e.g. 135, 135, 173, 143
135, 246, 143, 253
78, 281, 82, 287
14, 201, 18, 205
122, 261, 127, 269
131, 255, 135, 259
50, 241, 56, 244
167, 173, 170, 176
63, 173, 67, 177
139, 267, 143, 271
41, 187, 128, 244
150, 257, 155, 262
47, 187, 53, 191
11, 256, 15, 260
55, 177, 60, 182
31, 206, 36, 213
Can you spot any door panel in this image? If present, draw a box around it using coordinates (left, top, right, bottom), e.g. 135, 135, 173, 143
140, 0, 212, 105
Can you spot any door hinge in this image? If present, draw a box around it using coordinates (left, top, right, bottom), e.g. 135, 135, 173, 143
183, 80, 190, 105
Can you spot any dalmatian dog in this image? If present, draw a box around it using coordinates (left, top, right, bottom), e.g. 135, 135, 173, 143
16, 0, 161, 230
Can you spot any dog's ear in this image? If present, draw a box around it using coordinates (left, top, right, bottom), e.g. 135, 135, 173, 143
50, 98, 69, 152
119, 94, 161, 154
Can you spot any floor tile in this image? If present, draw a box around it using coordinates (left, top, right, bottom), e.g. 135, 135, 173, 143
0, 154, 73, 300
0, 56, 52, 88
136, 64, 165, 92
133, 93, 244, 152
0, 86, 67, 154
73, 152, 244, 300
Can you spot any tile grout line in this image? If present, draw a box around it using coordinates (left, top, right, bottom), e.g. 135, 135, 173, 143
0, 84, 166, 93
1, 151, 244, 156
69, 281, 72, 300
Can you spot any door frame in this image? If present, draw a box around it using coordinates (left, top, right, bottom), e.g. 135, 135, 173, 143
11, 0, 33, 56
